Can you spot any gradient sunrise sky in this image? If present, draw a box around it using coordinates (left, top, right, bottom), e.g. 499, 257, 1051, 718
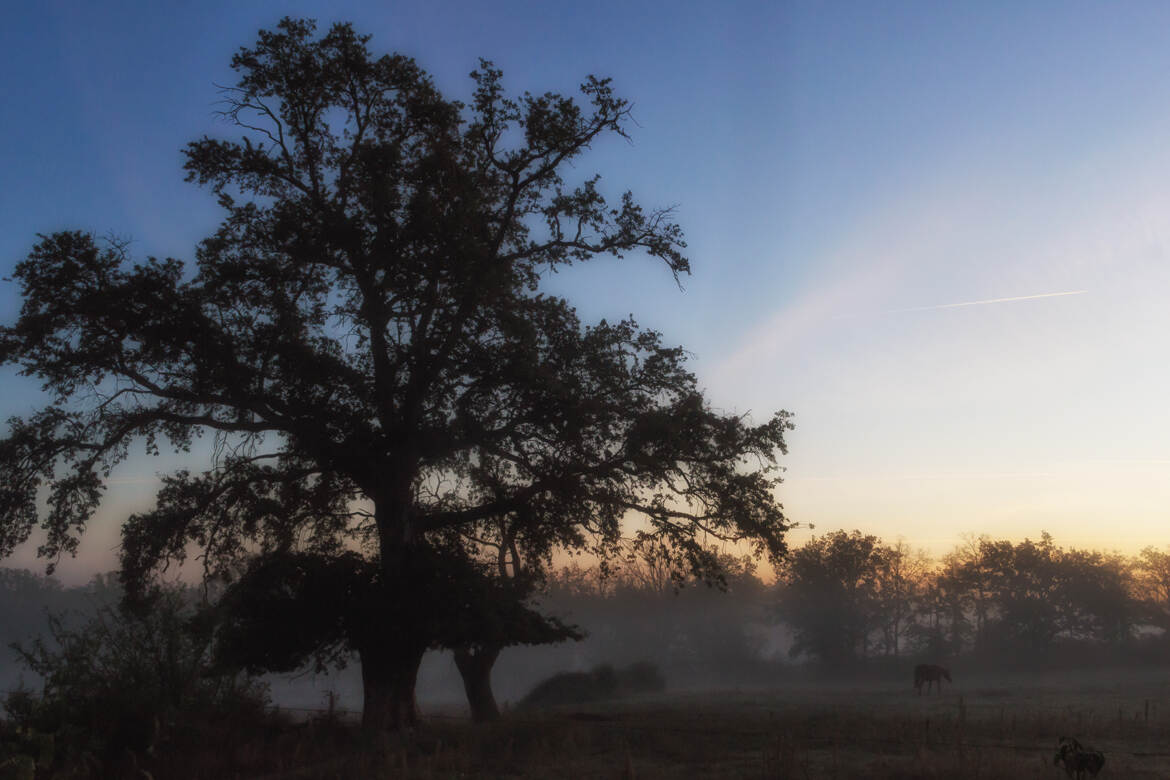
3, 1, 1169, 581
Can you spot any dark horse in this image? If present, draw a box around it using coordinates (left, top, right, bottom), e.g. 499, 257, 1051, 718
1054, 736, 1105, 779
913, 664, 951, 695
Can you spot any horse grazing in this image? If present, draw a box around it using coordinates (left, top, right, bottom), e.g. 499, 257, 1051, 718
1054, 736, 1105, 779
913, 664, 951, 695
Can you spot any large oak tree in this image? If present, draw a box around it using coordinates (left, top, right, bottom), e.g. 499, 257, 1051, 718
0, 19, 791, 733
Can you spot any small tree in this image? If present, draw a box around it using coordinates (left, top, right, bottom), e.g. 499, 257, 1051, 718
872, 540, 928, 657
1134, 546, 1170, 632
776, 530, 884, 664
447, 509, 570, 722
10, 581, 266, 763
943, 535, 996, 651
972, 533, 1070, 654
0, 19, 792, 734
908, 550, 972, 658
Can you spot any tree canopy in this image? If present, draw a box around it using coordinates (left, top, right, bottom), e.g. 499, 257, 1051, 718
0, 18, 792, 732
777, 530, 1146, 666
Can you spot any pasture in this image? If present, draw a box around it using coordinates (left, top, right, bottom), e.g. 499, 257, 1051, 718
237, 667, 1170, 778
24, 666, 1168, 778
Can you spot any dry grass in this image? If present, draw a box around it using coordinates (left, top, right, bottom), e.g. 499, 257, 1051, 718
85, 669, 1170, 777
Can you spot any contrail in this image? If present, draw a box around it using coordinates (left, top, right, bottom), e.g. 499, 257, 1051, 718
836, 290, 1087, 319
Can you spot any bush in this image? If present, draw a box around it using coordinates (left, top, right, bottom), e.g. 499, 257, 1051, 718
518, 661, 665, 709
0, 710, 50, 780
617, 661, 666, 694
0, 755, 34, 780
5, 580, 269, 773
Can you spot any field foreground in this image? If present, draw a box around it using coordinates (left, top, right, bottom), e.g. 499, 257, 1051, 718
142, 669, 1170, 778
427, 673, 1170, 779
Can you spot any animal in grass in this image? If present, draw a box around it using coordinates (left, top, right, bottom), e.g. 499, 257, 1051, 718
913, 664, 951, 695
1053, 736, 1105, 779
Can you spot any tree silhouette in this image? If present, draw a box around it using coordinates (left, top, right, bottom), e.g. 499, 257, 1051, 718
776, 530, 884, 664
0, 19, 792, 733
872, 540, 927, 657
1135, 546, 1170, 631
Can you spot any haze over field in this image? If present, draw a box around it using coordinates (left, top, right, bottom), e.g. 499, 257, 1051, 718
3, 1, 1170, 581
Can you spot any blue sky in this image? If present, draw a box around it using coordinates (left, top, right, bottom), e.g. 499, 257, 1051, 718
3, 1, 1170, 580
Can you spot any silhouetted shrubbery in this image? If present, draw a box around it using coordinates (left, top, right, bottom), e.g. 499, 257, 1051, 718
4, 580, 269, 777
518, 661, 665, 710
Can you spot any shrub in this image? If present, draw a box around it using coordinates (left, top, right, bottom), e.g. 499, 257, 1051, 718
0, 755, 34, 780
518, 661, 665, 709
6, 580, 269, 772
617, 661, 666, 694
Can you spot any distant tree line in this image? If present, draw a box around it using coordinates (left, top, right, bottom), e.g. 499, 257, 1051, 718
535, 551, 775, 686
771, 530, 1170, 668
525, 531, 1170, 678
773, 530, 1170, 664
5, 529, 1169, 716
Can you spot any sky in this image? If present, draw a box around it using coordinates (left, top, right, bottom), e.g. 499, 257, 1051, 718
2, 0, 1169, 581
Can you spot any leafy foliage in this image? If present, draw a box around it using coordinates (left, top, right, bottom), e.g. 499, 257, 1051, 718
776, 530, 1159, 666
1, 16, 788, 584
212, 548, 581, 675
776, 530, 888, 664
7, 581, 267, 768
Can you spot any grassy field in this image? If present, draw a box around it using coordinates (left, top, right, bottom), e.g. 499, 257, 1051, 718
217, 667, 1170, 779
35, 667, 1160, 778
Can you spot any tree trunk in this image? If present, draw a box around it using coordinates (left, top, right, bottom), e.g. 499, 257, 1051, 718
362, 487, 428, 734
453, 644, 502, 722
359, 641, 427, 735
